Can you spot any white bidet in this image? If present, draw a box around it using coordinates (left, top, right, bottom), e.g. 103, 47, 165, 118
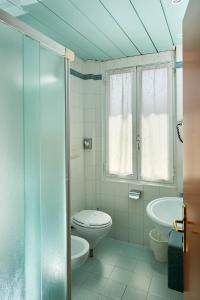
71, 235, 89, 270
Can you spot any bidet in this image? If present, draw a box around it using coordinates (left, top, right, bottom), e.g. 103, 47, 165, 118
71, 235, 89, 270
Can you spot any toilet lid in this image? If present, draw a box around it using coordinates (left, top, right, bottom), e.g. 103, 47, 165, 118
72, 210, 112, 228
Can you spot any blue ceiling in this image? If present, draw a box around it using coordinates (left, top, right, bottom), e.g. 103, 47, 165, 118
0, 0, 189, 60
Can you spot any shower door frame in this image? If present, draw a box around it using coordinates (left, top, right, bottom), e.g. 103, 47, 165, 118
0, 8, 73, 300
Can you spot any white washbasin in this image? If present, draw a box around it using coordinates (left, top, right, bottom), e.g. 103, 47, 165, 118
71, 235, 89, 271
146, 197, 183, 239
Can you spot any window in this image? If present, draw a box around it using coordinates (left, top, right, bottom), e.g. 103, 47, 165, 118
105, 63, 174, 183
106, 68, 136, 177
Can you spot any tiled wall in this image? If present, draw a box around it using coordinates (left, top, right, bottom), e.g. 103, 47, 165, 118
70, 57, 85, 215
83, 61, 102, 211
70, 50, 182, 246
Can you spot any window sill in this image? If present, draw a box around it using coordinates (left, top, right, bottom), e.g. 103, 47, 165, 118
103, 174, 177, 188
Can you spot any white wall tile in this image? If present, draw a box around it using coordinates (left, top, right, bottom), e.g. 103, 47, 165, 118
159, 187, 178, 197
70, 76, 83, 94
83, 80, 101, 95
70, 59, 85, 215
114, 225, 129, 242
114, 210, 129, 228
114, 195, 129, 213
83, 60, 101, 74
129, 229, 144, 245
84, 108, 95, 123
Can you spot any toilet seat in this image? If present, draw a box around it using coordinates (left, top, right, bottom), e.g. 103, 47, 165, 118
72, 210, 112, 229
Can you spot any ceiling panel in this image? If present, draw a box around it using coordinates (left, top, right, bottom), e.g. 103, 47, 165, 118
161, 0, 189, 45
20, 1, 110, 60
40, 0, 124, 59
20, 14, 93, 60
0, 0, 189, 61
130, 0, 174, 51
70, 0, 140, 57
100, 0, 157, 54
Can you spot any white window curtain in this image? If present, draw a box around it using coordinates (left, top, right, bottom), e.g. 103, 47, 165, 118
140, 66, 173, 182
107, 70, 133, 176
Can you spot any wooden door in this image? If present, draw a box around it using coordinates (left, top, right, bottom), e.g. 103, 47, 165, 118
183, 1, 200, 299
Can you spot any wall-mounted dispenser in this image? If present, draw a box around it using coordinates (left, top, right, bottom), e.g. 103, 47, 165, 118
129, 190, 141, 200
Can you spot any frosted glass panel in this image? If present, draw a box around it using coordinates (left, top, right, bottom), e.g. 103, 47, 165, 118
0, 22, 24, 299
40, 46, 66, 300
23, 36, 41, 300
0, 20, 67, 300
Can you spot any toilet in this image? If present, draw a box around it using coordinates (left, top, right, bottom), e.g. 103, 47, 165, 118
71, 210, 112, 256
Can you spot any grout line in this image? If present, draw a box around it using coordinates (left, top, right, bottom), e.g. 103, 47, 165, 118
7, 0, 94, 59
128, 0, 159, 53
121, 285, 128, 299
146, 272, 155, 300
98, 0, 142, 55
36, 0, 112, 59
68, 0, 127, 58
159, 0, 175, 47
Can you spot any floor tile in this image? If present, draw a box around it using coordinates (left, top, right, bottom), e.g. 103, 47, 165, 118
134, 260, 154, 277
147, 294, 169, 300
149, 276, 171, 298
110, 267, 133, 284
153, 262, 168, 277
82, 273, 107, 294
96, 251, 119, 266
102, 278, 127, 299
78, 257, 97, 273
114, 255, 137, 271
72, 270, 91, 289
170, 290, 184, 300
120, 244, 141, 259
72, 238, 175, 300
138, 248, 155, 263
122, 286, 147, 300
128, 273, 152, 291
72, 288, 100, 300
91, 259, 115, 278
97, 295, 114, 300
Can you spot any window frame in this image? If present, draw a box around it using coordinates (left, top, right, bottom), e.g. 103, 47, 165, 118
103, 62, 176, 185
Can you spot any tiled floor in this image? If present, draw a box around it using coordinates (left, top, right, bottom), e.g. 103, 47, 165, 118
72, 238, 183, 300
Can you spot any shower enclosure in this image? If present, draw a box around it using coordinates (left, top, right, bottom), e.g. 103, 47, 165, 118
0, 10, 72, 300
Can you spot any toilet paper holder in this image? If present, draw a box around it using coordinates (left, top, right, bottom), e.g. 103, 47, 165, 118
129, 190, 141, 200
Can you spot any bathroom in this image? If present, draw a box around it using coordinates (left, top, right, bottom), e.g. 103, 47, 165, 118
0, 0, 199, 299
70, 47, 184, 300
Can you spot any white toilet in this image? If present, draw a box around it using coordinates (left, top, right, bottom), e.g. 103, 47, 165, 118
71, 210, 112, 256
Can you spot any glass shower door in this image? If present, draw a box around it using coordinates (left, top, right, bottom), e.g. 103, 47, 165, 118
0, 20, 68, 300
24, 40, 67, 299
23, 36, 41, 300
40, 45, 67, 300
0, 22, 25, 300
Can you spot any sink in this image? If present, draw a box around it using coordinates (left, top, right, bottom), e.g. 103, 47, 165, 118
146, 197, 183, 239
71, 235, 89, 270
